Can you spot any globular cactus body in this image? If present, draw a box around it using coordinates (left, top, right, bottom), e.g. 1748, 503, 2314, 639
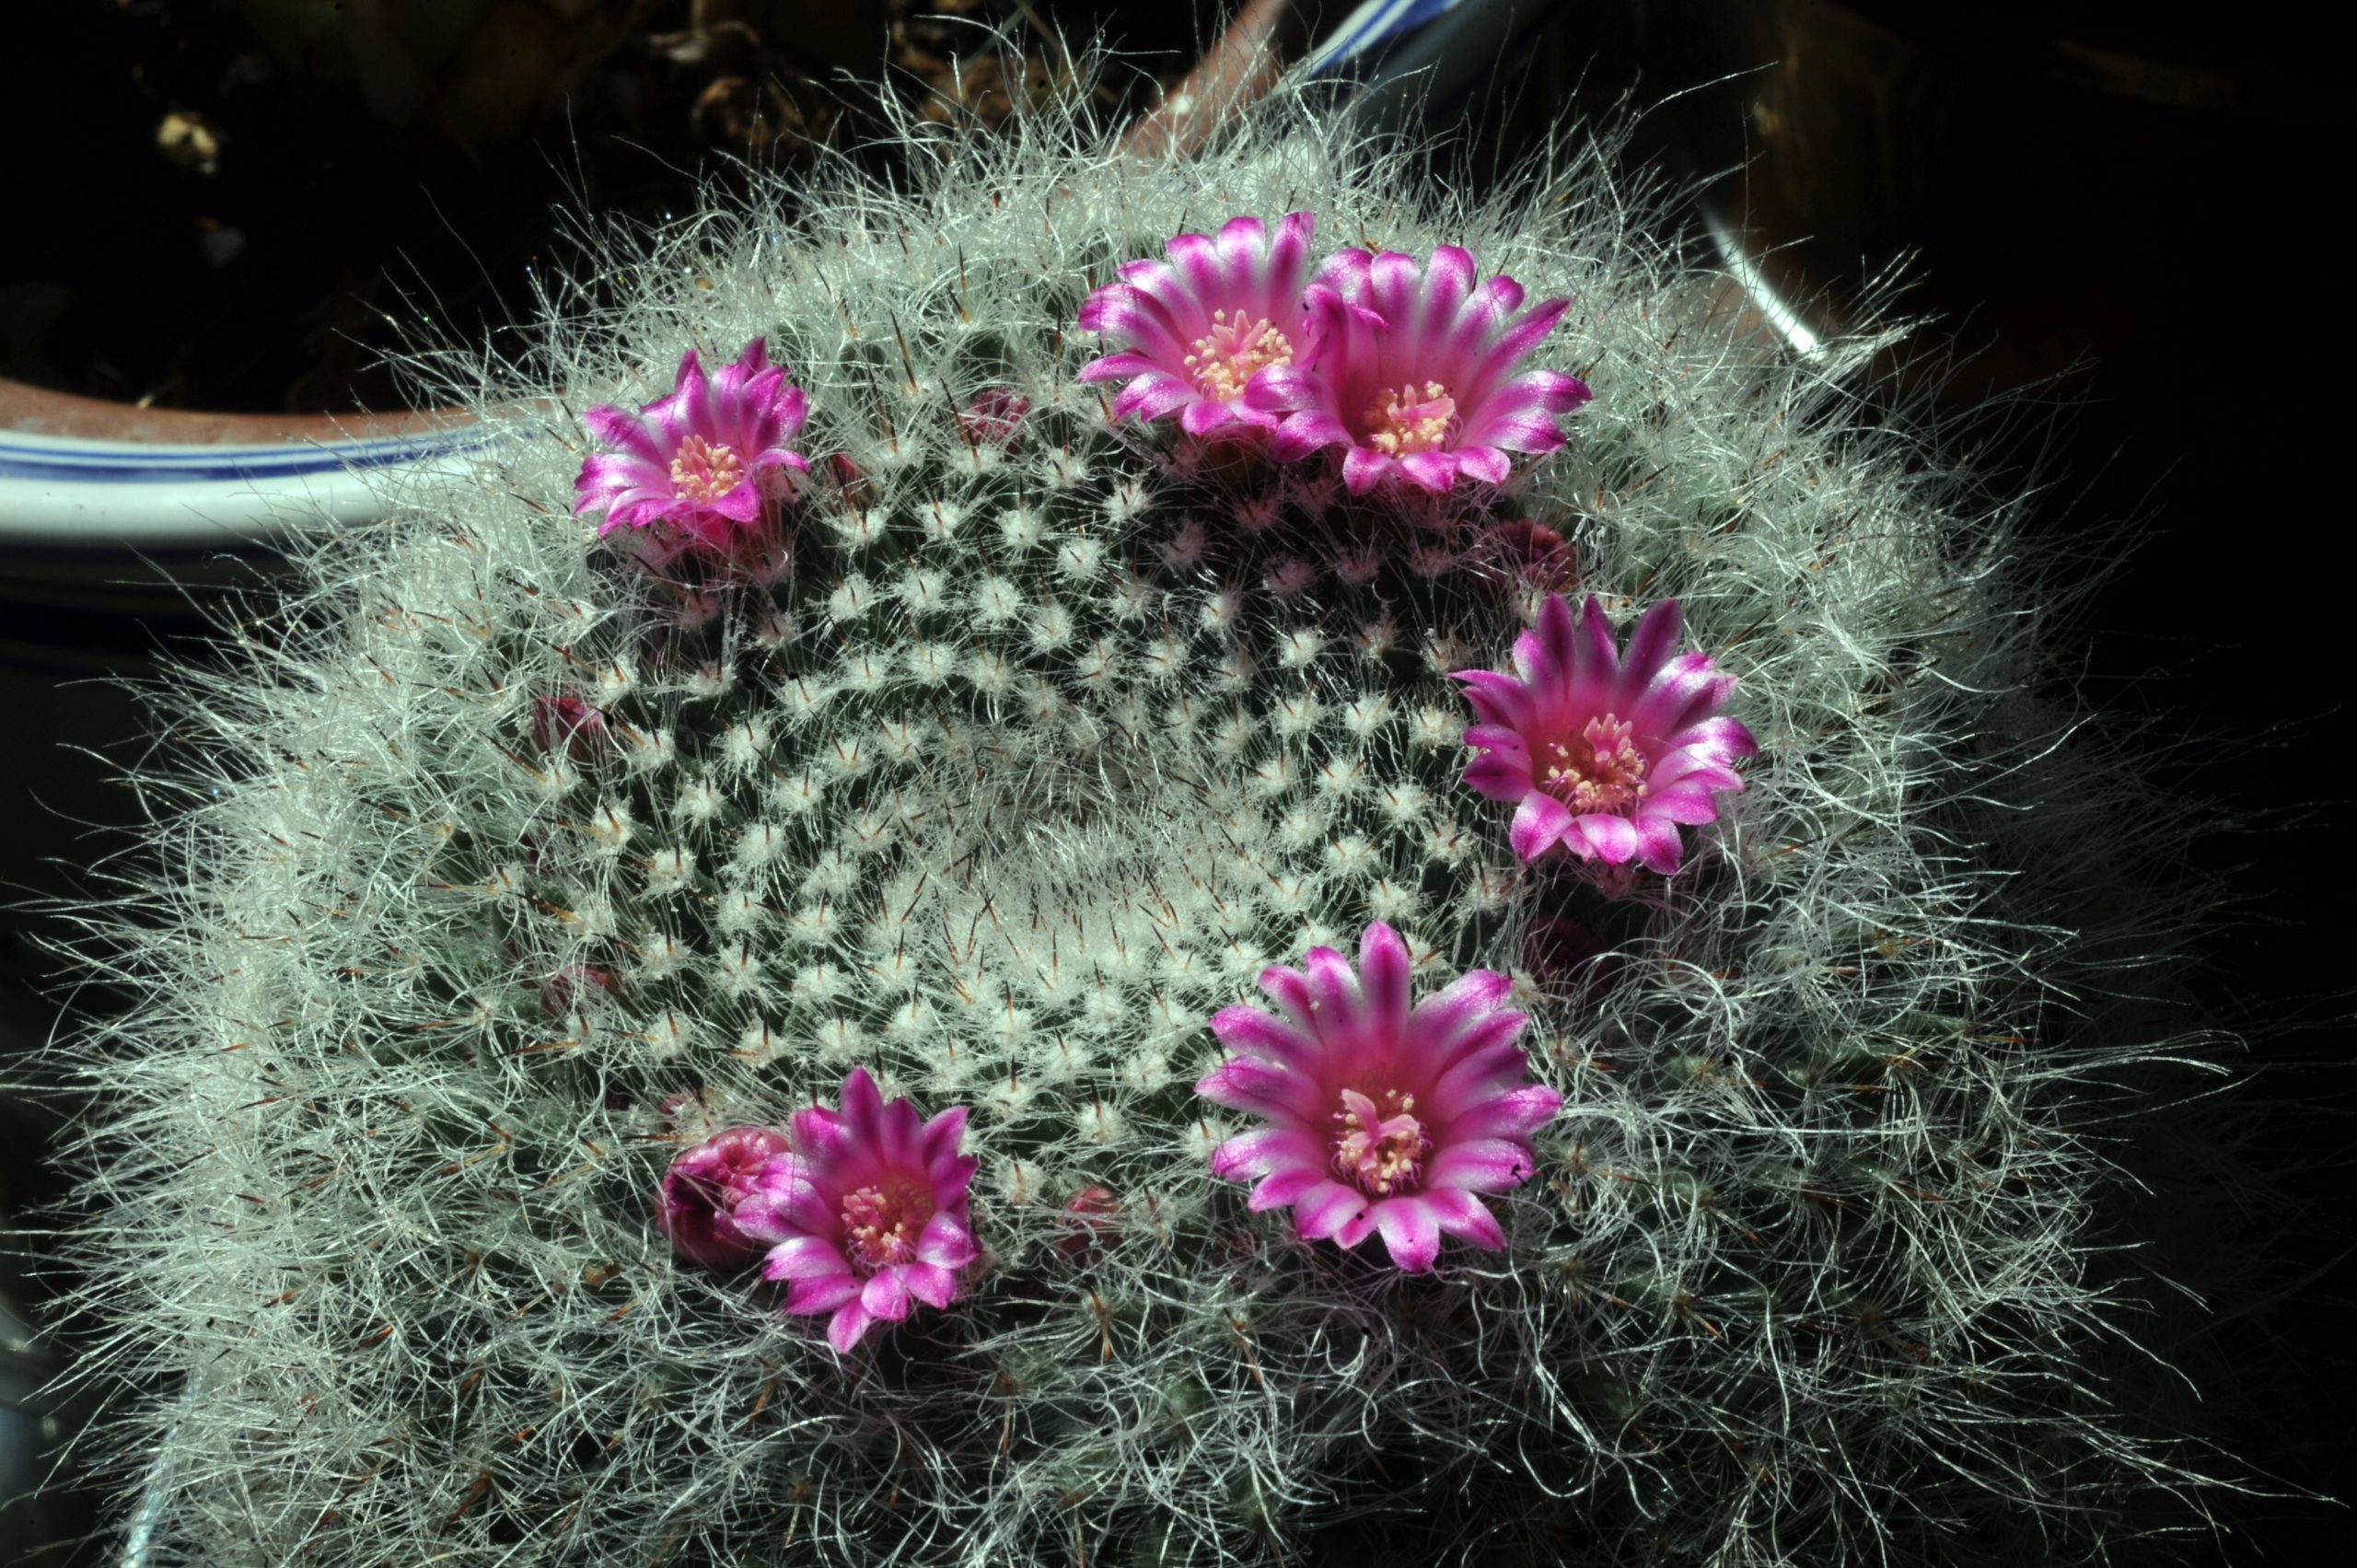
58, 67, 2211, 1568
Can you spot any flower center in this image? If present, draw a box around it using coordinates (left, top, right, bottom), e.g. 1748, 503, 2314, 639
840, 1179, 932, 1270
1183, 309, 1295, 403
1360, 381, 1458, 456
1332, 1087, 1432, 1197
670, 434, 747, 505
1540, 713, 1649, 813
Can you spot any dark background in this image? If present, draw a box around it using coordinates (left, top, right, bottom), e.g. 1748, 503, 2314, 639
3, 1, 2349, 1562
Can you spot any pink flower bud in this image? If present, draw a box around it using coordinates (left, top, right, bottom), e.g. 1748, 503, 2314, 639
828, 451, 875, 512
657, 1126, 793, 1272
1522, 914, 1617, 1000
531, 695, 613, 766
658, 1088, 725, 1139
958, 388, 1031, 447
537, 963, 620, 1022
1478, 518, 1580, 593
1054, 1184, 1121, 1260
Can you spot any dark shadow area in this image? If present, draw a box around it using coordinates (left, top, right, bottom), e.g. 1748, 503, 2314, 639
5, 2, 2349, 1562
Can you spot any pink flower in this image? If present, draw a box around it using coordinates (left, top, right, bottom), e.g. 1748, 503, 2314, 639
736, 1069, 980, 1353
1455, 595, 1757, 874
1077, 212, 1319, 439
1196, 923, 1562, 1273
1249, 247, 1591, 494
656, 1125, 793, 1273
573, 337, 810, 557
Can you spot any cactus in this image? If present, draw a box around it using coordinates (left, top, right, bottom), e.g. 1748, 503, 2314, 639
52, 64, 2228, 1568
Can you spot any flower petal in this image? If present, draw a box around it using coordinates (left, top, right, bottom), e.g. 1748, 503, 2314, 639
838, 1067, 885, 1145
1572, 595, 1620, 687
1269, 407, 1353, 461
1210, 1125, 1325, 1183
1421, 1188, 1509, 1250
1291, 1179, 1370, 1242
1455, 668, 1536, 729
1422, 245, 1477, 328
1179, 398, 1246, 436
1573, 812, 1642, 863
825, 1300, 875, 1353
1341, 445, 1394, 494
1524, 593, 1581, 691
921, 1105, 970, 1166
1078, 349, 1158, 383
1368, 250, 1422, 331
1301, 944, 1361, 1026
1469, 295, 1570, 391
1510, 792, 1575, 862
1257, 964, 1319, 1032
1408, 968, 1515, 1048
1267, 210, 1316, 299
1113, 371, 1197, 424
762, 1236, 853, 1283
1455, 444, 1512, 484
582, 404, 667, 466
861, 1267, 913, 1323
1210, 1005, 1321, 1069
1463, 750, 1536, 802
786, 1273, 863, 1315
1374, 1196, 1443, 1272
1647, 784, 1724, 825
1439, 1083, 1563, 1142
1197, 1055, 1324, 1120
707, 482, 761, 524
1634, 815, 1686, 875
1249, 1166, 1324, 1212
915, 1210, 978, 1269
900, 1261, 958, 1309
1398, 450, 1461, 492
1163, 231, 1224, 302
1357, 923, 1412, 1049
1616, 599, 1686, 704
1213, 213, 1269, 279
930, 1153, 981, 1209
1631, 654, 1739, 738
1426, 1138, 1541, 1192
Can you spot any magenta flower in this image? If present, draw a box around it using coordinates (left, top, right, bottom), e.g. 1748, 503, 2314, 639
1077, 212, 1319, 439
1197, 923, 1561, 1272
573, 337, 810, 557
1248, 246, 1591, 494
656, 1125, 793, 1273
1456, 595, 1758, 874
736, 1069, 980, 1353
